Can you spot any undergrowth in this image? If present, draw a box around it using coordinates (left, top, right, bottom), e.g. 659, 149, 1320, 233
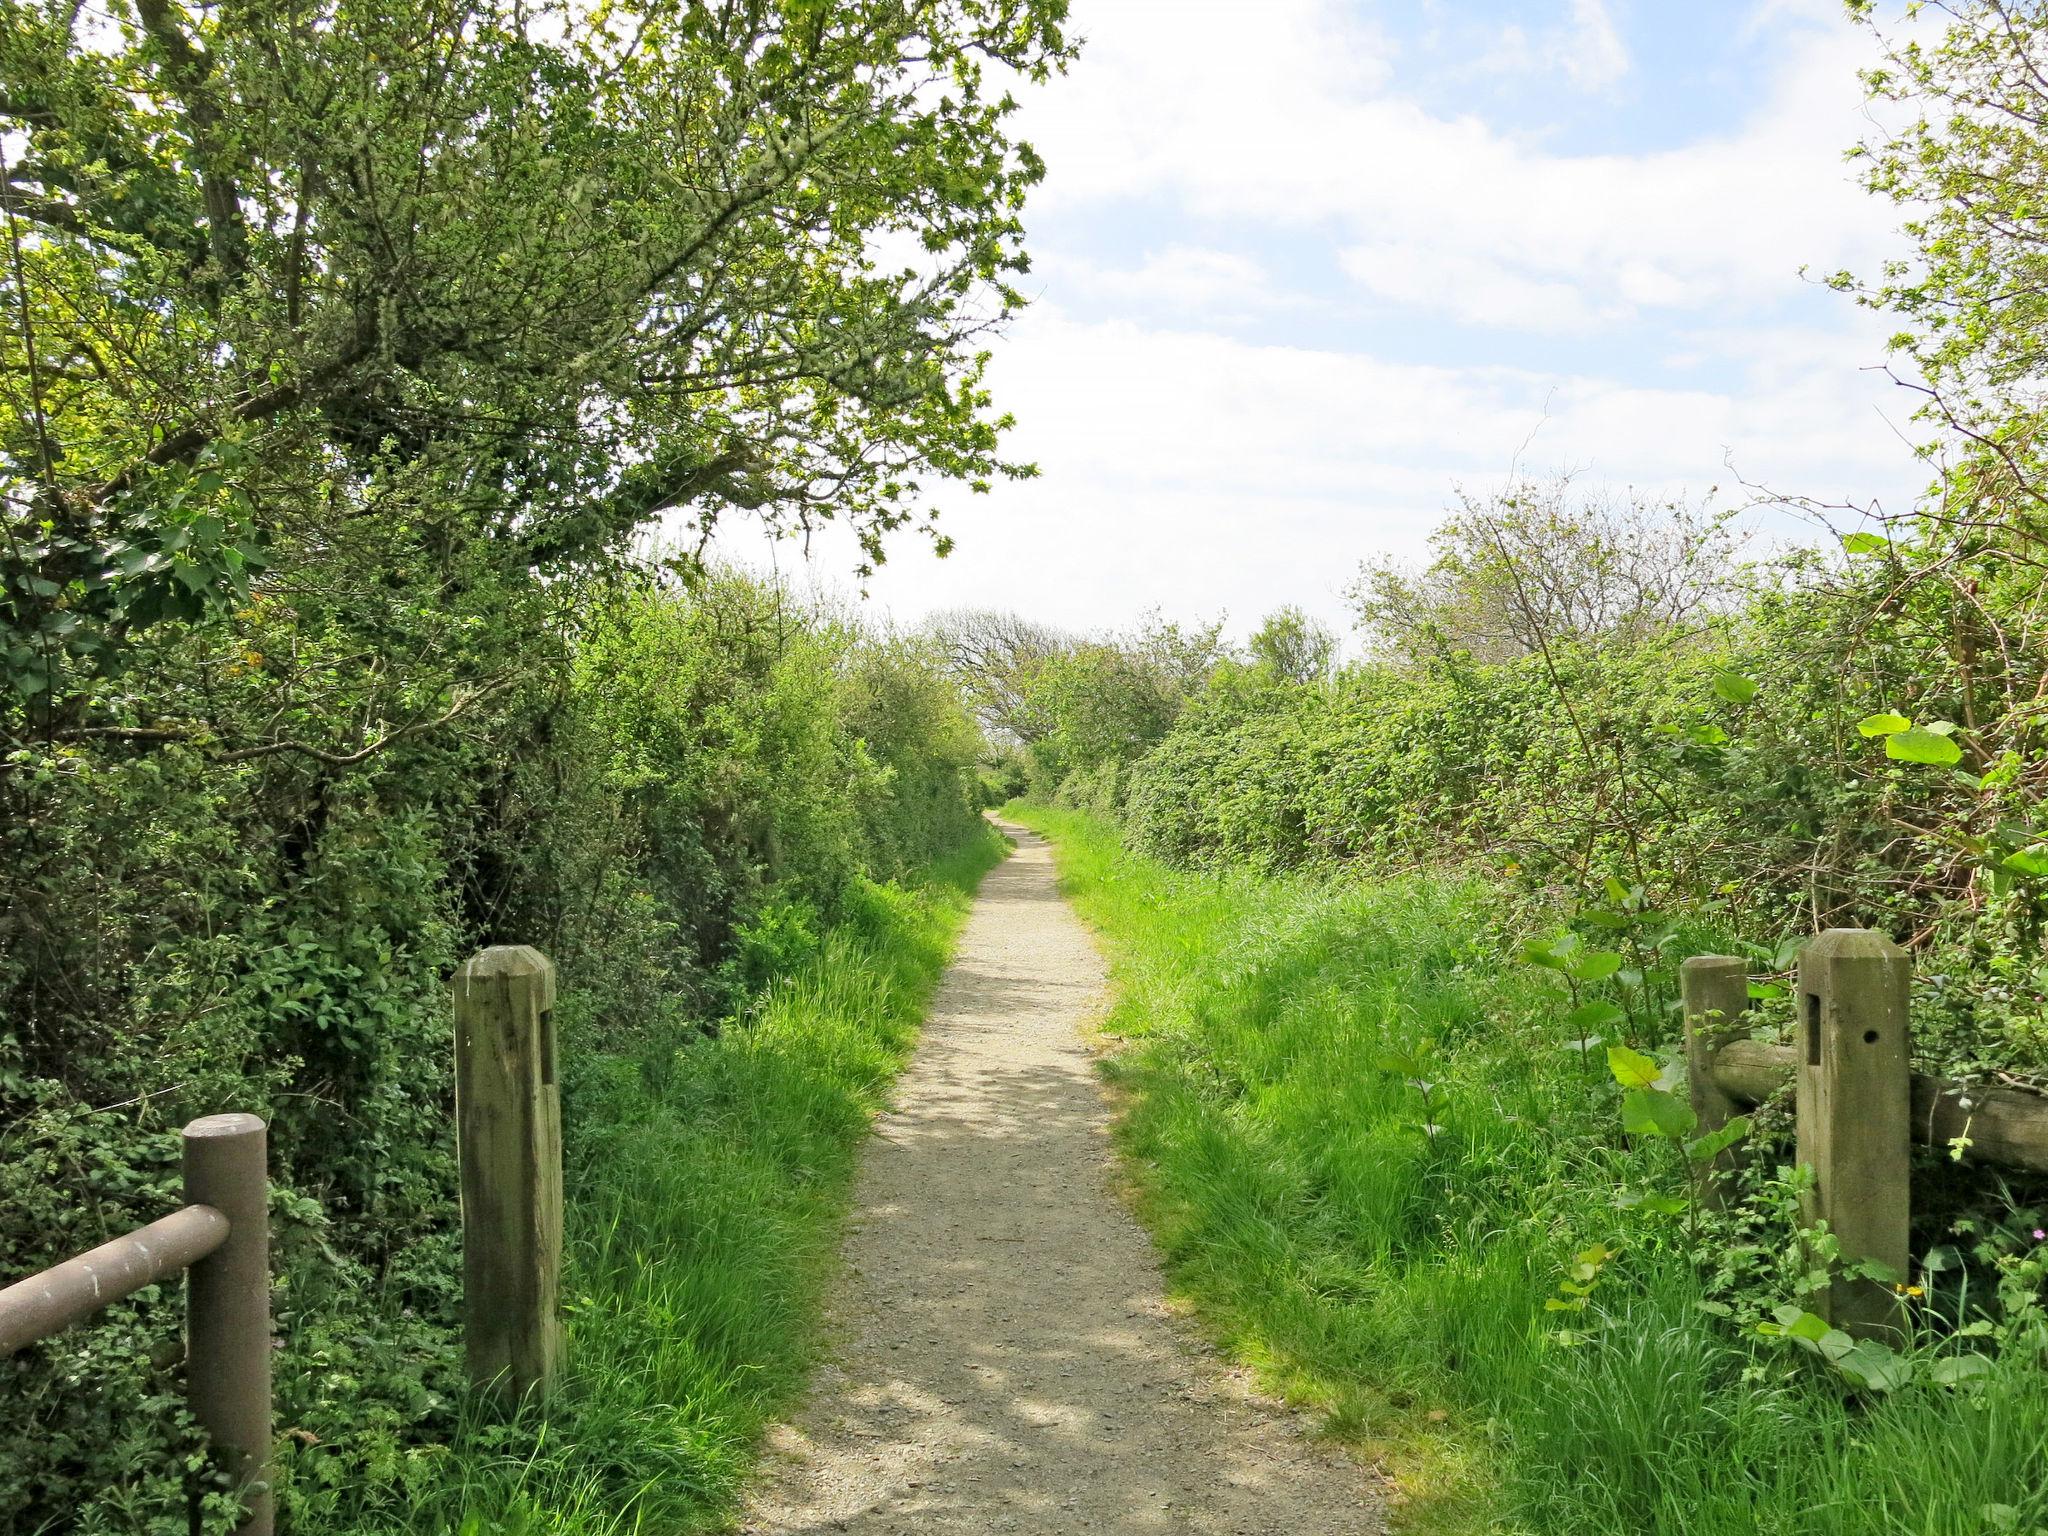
1012, 804, 2048, 1536
295, 824, 1006, 1535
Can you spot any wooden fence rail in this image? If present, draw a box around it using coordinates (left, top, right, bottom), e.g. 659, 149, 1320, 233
1683, 937, 2048, 1338
0, 1113, 272, 1535
0, 945, 567, 1527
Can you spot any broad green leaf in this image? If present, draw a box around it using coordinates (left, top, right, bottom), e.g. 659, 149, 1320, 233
1606, 1045, 1662, 1090
1777, 1306, 1832, 1343
1622, 1088, 1697, 1140
1615, 1187, 1687, 1215
1885, 727, 1963, 766
1569, 951, 1624, 983
1928, 1354, 1993, 1387
1841, 531, 1890, 555
1686, 1115, 1752, 1163
1833, 1337, 1910, 1392
1921, 1244, 1963, 1273
1566, 1001, 1626, 1032
1857, 712, 1910, 737
1713, 670, 1758, 704
1999, 846, 2048, 877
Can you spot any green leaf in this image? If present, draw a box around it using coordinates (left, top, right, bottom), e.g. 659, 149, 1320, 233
1779, 1307, 1833, 1344
1686, 1115, 1752, 1163
1712, 670, 1758, 704
1886, 726, 1963, 766
1567, 1001, 1626, 1033
1928, 1354, 1993, 1388
1857, 712, 1911, 737
1615, 1187, 1687, 1215
1622, 1088, 1697, 1140
1606, 1045, 1662, 1090
1834, 1337, 1910, 1392
1999, 846, 2048, 878
1568, 951, 1624, 983
1842, 531, 1890, 555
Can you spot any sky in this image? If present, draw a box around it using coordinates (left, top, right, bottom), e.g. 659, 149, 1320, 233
711, 0, 1927, 643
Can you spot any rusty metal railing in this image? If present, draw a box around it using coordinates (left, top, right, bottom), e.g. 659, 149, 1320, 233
0, 1112, 272, 1535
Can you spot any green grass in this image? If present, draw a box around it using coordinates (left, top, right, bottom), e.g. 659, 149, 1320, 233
1009, 803, 2048, 1536
299, 824, 1006, 1535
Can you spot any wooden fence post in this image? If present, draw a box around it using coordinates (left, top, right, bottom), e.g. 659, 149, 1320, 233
1681, 955, 1750, 1206
182, 1113, 272, 1536
1797, 928, 1911, 1338
454, 945, 562, 1400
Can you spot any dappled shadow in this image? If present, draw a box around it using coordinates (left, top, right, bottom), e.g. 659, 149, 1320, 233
742, 830, 1381, 1534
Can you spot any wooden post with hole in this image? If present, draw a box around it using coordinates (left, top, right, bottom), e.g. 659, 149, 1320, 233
182, 1112, 273, 1536
454, 945, 563, 1400
1797, 928, 1911, 1338
1681, 955, 1749, 1207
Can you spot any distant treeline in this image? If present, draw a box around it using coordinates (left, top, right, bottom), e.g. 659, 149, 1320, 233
957, 479, 2048, 1081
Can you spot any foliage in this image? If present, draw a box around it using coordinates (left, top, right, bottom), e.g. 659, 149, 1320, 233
290, 828, 1003, 1534
1016, 806, 2048, 1536
0, 0, 1074, 707
0, 569, 990, 1534
1841, 0, 2048, 519
1348, 480, 1740, 664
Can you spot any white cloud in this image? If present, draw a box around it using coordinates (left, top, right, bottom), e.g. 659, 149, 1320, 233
706, 303, 1924, 637
1024, 1, 1895, 331
1051, 246, 1282, 319
1475, 0, 1631, 91
704, 3, 1928, 637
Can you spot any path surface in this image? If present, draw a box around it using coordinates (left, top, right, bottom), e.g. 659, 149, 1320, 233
741, 821, 1382, 1535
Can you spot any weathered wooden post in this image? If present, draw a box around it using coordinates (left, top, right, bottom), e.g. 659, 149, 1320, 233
454, 945, 562, 1400
1796, 929, 1911, 1338
182, 1113, 273, 1536
1681, 955, 1750, 1206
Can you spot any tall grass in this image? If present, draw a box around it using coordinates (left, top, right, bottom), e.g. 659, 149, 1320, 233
300, 825, 1006, 1535
1011, 805, 2048, 1536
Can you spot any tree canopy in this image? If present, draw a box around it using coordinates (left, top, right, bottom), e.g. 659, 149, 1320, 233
1, 0, 1072, 707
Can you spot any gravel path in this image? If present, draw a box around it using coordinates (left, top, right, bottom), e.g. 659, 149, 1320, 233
740, 820, 1383, 1535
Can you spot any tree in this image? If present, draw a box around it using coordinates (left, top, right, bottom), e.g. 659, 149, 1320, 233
1247, 605, 1338, 685
923, 606, 1071, 742
1840, 0, 2048, 527
1348, 480, 1740, 663
0, 0, 1074, 712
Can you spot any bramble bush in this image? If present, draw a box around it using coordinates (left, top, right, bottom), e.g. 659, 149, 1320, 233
0, 564, 985, 1533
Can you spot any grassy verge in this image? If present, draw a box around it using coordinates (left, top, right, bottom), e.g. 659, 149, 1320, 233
304, 824, 1006, 1535
1007, 803, 2048, 1536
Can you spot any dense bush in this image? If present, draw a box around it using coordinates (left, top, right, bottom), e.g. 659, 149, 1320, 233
1112, 518, 2048, 1080
0, 566, 985, 1533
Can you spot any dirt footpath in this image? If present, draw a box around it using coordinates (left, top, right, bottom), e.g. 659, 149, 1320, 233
740, 821, 1382, 1535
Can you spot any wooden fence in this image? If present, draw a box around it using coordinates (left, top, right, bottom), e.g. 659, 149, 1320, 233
0, 944, 566, 1532
1683, 930, 2048, 1339
0, 1113, 272, 1534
